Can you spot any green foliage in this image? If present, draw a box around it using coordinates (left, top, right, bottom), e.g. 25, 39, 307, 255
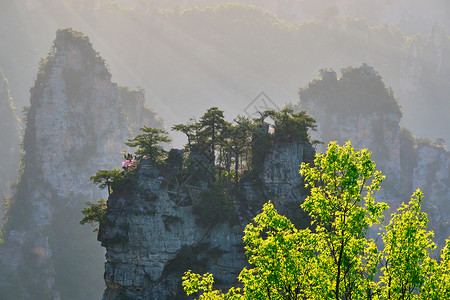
266, 107, 317, 142
419, 240, 450, 299
182, 142, 450, 299
174, 108, 238, 183
193, 183, 235, 227
80, 199, 107, 232
89, 168, 127, 196
172, 118, 200, 152
174, 107, 316, 187
85, 125, 170, 238
183, 271, 241, 300
125, 126, 172, 162
300, 141, 388, 299
85, 167, 137, 234
191, 107, 230, 180
380, 190, 437, 299
219, 115, 253, 185
198, 107, 228, 148
248, 107, 317, 180
239, 202, 321, 299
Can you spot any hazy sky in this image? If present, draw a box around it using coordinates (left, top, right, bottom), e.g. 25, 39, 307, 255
1, 0, 450, 148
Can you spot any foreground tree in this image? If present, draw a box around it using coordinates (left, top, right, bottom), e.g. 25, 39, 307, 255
380, 190, 437, 299
420, 239, 450, 299
300, 141, 388, 299
182, 142, 450, 299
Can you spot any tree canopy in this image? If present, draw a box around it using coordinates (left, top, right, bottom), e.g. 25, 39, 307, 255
172, 106, 316, 185
125, 126, 171, 162
80, 199, 107, 232
89, 168, 123, 196
267, 107, 317, 142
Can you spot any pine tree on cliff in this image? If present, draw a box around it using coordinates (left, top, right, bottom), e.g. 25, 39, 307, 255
198, 107, 228, 163
125, 126, 172, 162
225, 116, 253, 185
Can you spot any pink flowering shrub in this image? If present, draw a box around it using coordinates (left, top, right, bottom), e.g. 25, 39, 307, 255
122, 152, 138, 170
122, 158, 137, 169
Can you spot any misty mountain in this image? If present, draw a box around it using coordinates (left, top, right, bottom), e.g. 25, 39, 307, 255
0, 1, 449, 148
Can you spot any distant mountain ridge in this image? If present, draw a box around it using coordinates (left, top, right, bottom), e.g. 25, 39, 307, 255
0, 1, 449, 148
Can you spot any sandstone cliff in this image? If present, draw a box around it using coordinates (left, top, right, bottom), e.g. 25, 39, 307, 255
0, 28, 163, 300
99, 140, 314, 299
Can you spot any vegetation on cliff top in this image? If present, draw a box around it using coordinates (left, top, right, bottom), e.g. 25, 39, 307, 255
183, 142, 450, 299
83, 106, 316, 229
172, 106, 316, 184
300, 65, 402, 117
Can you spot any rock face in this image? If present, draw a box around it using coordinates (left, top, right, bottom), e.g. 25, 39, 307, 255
0, 29, 162, 300
410, 140, 450, 247
0, 68, 20, 206
398, 23, 450, 149
248, 141, 315, 223
300, 65, 450, 249
99, 140, 314, 299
